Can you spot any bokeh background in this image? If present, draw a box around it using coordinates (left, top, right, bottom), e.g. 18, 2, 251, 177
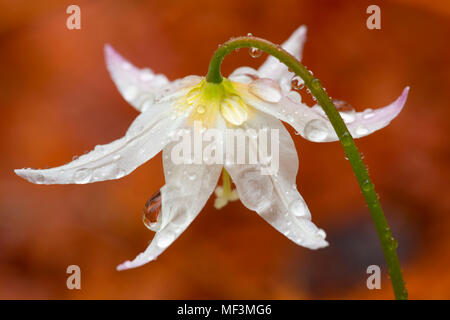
0, 0, 449, 299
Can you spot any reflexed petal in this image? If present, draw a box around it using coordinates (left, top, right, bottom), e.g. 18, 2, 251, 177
240, 80, 409, 142
257, 25, 307, 91
224, 112, 328, 249
105, 44, 169, 112
105, 44, 201, 112
14, 100, 188, 185
117, 123, 224, 270
228, 66, 259, 84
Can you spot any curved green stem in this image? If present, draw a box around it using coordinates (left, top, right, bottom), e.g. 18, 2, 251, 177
206, 36, 407, 300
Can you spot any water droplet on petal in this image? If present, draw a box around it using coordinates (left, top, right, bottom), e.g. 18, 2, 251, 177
260, 155, 272, 166
116, 169, 126, 179
122, 62, 132, 70
249, 79, 282, 103
34, 173, 45, 184
74, 169, 91, 183
142, 190, 162, 231
247, 32, 253, 37
362, 108, 375, 119
237, 169, 273, 210
355, 126, 369, 136
249, 47, 262, 58
139, 69, 154, 82
286, 90, 302, 103
332, 99, 354, 112
317, 229, 326, 239
123, 86, 139, 102
141, 100, 152, 112
289, 199, 307, 217
304, 119, 329, 142
196, 105, 206, 114
340, 111, 356, 124
188, 173, 197, 181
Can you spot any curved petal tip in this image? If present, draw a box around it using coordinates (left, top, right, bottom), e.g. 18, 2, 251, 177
393, 86, 409, 110
14, 168, 43, 184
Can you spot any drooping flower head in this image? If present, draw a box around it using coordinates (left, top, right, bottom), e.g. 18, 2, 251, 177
15, 26, 408, 270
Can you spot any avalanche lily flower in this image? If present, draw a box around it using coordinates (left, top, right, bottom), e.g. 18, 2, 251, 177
15, 25, 408, 270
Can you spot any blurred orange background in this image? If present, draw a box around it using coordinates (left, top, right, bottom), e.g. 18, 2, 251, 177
1, 0, 449, 299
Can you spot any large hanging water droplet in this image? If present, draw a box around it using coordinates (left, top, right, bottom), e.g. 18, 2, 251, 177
248, 79, 282, 103
142, 190, 162, 231
249, 47, 262, 58
291, 76, 304, 90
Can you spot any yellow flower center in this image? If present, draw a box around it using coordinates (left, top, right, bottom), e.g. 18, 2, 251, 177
177, 78, 249, 127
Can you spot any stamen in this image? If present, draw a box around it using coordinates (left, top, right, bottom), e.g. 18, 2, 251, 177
214, 169, 239, 209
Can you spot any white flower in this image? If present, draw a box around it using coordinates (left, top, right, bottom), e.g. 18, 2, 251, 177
14, 25, 409, 270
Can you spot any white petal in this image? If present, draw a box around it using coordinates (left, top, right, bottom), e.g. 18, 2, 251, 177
257, 25, 307, 91
105, 45, 201, 112
240, 81, 409, 142
228, 66, 259, 84
248, 78, 282, 103
224, 112, 328, 249
117, 124, 224, 270
15, 100, 187, 185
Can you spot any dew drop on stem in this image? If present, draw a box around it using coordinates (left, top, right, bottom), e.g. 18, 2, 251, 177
291, 75, 304, 90
249, 47, 262, 58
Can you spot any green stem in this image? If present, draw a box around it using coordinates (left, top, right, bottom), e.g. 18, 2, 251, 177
206, 36, 407, 300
